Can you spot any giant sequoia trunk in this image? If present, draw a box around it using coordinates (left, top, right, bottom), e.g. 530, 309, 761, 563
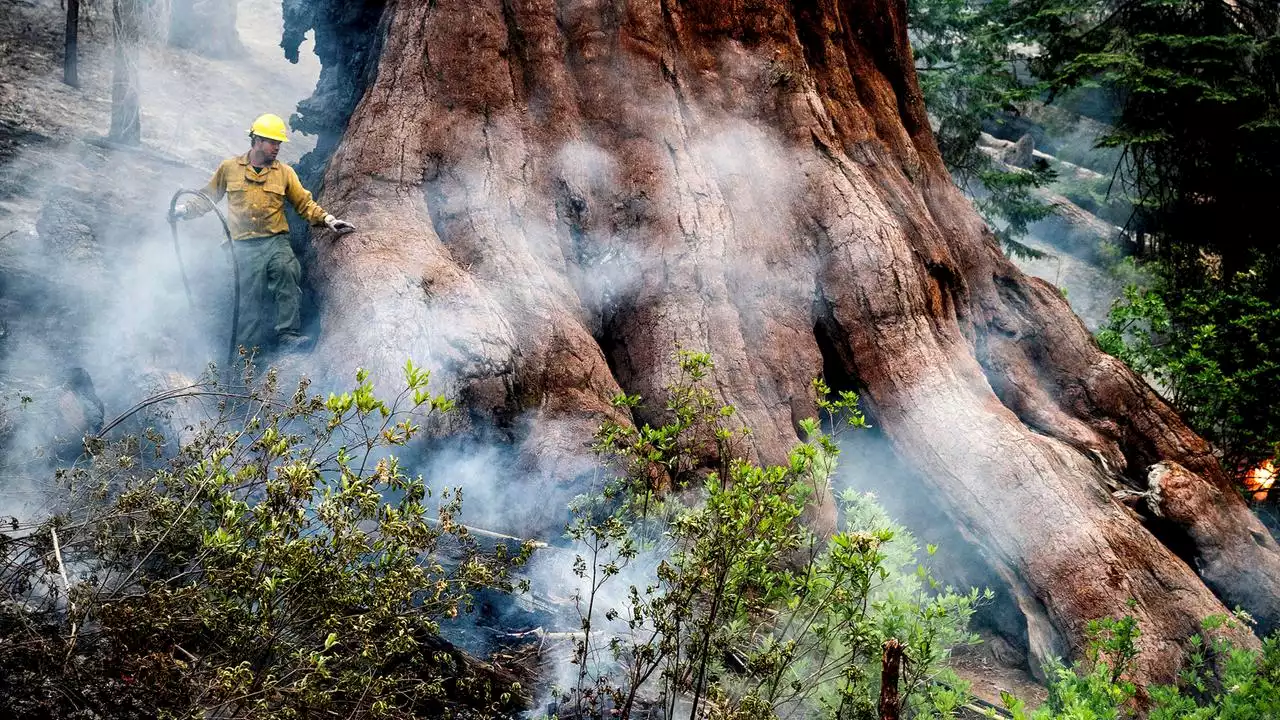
292, 0, 1280, 684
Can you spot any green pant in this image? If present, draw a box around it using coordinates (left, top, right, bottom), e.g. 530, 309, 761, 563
232, 234, 301, 351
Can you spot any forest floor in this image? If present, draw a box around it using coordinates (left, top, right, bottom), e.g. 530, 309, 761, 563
0, 0, 319, 232
952, 642, 1048, 712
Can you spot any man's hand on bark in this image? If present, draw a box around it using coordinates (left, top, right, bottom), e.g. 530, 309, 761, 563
325, 214, 355, 235
168, 201, 192, 223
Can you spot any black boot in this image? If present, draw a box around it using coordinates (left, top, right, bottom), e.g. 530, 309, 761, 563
276, 333, 314, 354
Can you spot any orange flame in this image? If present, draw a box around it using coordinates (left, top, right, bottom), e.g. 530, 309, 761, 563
1244, 459, 1276, 502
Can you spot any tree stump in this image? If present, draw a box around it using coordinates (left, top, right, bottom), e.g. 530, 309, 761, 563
879, 639, 904, 720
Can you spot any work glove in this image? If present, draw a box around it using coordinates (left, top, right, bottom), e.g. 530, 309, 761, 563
324, 214, 355, 235
169, 197, 211, 223
167, 201, 191, 223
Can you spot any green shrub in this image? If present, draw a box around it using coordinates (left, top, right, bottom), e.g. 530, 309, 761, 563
1003, 615, 1280, 719
1097, 264, 1280, 477
560, 351, 985, 720
0, 363, 530, 719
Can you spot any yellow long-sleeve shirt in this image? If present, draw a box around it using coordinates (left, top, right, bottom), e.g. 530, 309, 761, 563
194, 154, 329, 240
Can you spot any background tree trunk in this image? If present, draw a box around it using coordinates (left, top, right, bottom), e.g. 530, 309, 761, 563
169, 0, 243, 58
295, 0, 1280, 685
108, 0, 142, 145
63, 0, 80, 87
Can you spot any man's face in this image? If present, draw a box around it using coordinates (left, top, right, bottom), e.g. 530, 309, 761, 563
252, 136, 282, 163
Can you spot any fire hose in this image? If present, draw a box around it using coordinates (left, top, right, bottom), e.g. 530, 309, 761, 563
167, 189, 241, 369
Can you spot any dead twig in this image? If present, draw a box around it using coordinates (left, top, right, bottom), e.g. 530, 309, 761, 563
50, 527, 81, 658
879, 638, 904, 720
173, 643, 199, 663
422, 516, 549, 549
503, 627, 580, 641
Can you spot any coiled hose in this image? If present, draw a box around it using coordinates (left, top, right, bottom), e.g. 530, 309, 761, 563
167, 189, 240, 368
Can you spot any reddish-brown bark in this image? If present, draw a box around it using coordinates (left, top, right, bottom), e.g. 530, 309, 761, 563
305, 0, 1280, 682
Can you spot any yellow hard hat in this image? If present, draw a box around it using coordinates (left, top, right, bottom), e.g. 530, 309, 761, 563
249, 113, 289, 143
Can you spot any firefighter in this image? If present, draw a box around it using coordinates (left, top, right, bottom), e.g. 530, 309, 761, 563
171, 113, 353, 354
